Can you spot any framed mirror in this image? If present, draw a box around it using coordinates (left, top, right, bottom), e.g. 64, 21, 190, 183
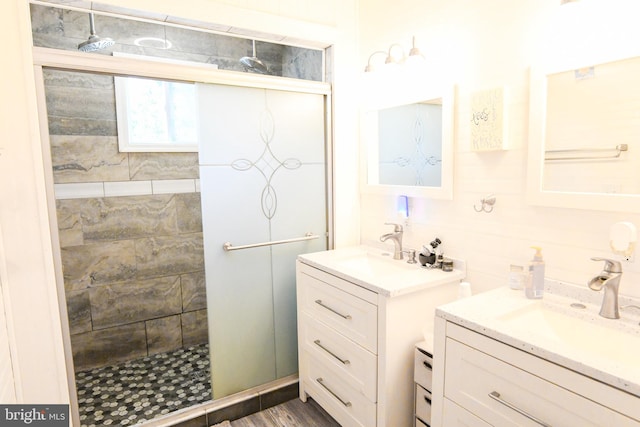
360, 84, 454, 199
527, 58, 640, 213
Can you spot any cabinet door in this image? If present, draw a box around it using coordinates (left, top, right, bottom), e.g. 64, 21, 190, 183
445, 338, 640, 427
442, 398, 491, 427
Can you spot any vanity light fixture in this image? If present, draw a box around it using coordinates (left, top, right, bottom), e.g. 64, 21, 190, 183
385, 43, 405, 65
364, 36, 424, 72
364, 50, 387, 72
409, 36, 422, 57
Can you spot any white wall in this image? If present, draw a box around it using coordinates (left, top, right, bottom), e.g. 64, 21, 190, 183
0, 273, 17, 403
2, 0, 360, 415
0, 0, 70, 404
358, 0, 640, 297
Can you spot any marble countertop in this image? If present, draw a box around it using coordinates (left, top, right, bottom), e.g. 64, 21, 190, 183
436, 279, 640, 397
297, 245, 465, 298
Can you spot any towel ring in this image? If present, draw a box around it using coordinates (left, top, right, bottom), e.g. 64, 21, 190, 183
474, 194, 496, 213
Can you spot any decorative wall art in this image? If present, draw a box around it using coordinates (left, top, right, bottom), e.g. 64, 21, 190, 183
470, 87, 507, 151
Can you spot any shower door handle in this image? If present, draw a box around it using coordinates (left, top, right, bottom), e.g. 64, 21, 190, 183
222, 232, 319, 251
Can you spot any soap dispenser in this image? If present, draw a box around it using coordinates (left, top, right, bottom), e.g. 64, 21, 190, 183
525, 246, 545, 299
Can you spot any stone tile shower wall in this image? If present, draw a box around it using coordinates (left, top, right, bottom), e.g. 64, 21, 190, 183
45, 68, 208, 372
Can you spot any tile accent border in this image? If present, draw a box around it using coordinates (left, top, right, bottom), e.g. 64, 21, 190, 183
54, 179, 200, 199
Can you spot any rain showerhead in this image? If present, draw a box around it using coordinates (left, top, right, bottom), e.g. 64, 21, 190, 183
240, 40, 269, 74
78, 13, 114, 52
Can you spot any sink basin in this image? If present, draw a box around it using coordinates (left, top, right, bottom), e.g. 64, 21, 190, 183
436, 281, 640, 397
334, 250, 417, 277
497, 302, 640, 368
298, 245, 465, 297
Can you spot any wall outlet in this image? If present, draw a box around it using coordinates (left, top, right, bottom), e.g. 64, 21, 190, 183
402, 216, 411, 229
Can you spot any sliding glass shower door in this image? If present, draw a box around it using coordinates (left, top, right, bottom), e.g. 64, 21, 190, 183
197, 83, 328, 398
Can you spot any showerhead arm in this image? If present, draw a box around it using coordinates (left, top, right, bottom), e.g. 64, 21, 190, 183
88, 12, 97, 36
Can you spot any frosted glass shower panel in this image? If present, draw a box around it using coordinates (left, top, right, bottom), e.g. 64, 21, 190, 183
198, 83, 327, 398
199, 166, 276, 397
198, 86, 325, 165
270, 162, 327, 378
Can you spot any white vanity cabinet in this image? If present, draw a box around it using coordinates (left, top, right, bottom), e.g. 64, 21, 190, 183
296, 253, 464, 427
432, 320, 640, 427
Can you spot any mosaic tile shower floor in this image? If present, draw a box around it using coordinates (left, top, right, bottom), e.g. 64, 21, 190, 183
75, 344, 212, 426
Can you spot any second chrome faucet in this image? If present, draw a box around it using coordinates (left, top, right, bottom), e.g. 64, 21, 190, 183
588, 257, 623, 319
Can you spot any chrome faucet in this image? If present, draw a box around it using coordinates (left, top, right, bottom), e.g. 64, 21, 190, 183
588, 257, 623, 319
380, 223, 404, 260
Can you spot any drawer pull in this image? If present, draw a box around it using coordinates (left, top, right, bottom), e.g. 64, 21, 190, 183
423, 394, 432, 405
314, 339, 350, 365
315, 299, 352, 320
422, 360, 433, 370
488, 391, 551, 427
316, 377, 352, 407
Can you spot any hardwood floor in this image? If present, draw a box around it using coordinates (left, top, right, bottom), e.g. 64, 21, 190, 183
230, 398, 341, 427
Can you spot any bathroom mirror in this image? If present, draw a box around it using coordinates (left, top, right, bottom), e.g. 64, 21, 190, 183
527, 57, 640, 212
360, 84, 454, 199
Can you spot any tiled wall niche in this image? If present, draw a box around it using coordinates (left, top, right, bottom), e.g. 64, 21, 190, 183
46, 68, 208, 371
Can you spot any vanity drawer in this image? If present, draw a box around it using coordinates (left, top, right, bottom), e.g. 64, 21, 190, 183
300, 312, 377, 401
413, 347, 433, 391
441, 398, 491, 427
301, 351, 377, 427
415, 384, 431, 426
298, 271, 378, 353
444, 337, 640, 427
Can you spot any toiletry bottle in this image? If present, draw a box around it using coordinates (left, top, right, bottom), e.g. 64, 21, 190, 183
508, 264, 524, 290
525, 246, 545, 299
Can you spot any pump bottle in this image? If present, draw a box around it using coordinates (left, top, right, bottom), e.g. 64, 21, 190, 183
525, 246, 545, 299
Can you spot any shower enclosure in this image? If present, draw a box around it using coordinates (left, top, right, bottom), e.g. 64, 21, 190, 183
198, 83, 329, 398
31, 2, 330, 424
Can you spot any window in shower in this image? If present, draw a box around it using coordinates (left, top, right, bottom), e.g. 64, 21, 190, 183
115, 76, 199, 152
